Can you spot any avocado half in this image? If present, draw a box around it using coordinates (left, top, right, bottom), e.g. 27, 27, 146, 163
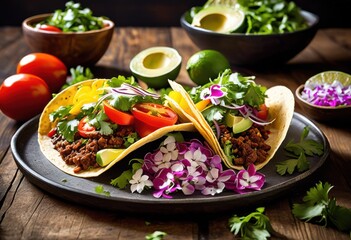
191, 6, 245, 34
129, 46, 182, 89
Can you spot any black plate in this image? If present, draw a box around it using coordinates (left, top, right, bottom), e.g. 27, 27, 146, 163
11, 113, 330, 215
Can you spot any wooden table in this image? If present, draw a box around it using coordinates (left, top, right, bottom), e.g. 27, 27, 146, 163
1, 26, 350, 239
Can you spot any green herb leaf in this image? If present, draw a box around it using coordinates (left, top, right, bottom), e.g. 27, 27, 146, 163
145, 231, 167, 240
276, 152, 309, 175
228, 207, 274, 240
110, 170, 133, 189
292, 182, 351, 234
108, 75, 136, 87
57, 119, 79, 142
62, 65, 94, 90
284, 127, 324, 156
276, 127, 323, 175
95, 185, 110, 196
49, 105, 73, 122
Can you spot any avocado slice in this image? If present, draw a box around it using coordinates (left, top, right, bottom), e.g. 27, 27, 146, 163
129, 46, 182, 89
225, 113, 253, 134
191, 6, 245, 33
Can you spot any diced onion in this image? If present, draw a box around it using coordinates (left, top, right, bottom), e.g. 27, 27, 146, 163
301, 80, 351, 107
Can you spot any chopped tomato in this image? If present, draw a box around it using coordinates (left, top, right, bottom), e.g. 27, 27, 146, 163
134, 118, 159, 138
256, 104, 268, 120
47, 128, 57, 138
131, 103, 178, 128
103, 101, 134, 125
78, 116, 96, 138
38, 25, 62, 32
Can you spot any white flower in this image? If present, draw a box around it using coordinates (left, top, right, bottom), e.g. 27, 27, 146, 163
129, 169, 153, 193
184, 148, 208, 170
160, 136, 178, 161
153, 151, 171, 170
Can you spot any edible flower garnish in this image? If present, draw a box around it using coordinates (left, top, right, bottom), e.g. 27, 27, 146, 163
190, 69, 273, 124
112, 135, 266, 198
301, 80, 351, 107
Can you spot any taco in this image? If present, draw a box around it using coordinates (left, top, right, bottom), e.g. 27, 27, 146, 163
167, 69, 294, 170
38, 77, 195, 178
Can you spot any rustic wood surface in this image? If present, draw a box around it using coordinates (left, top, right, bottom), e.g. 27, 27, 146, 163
0, 26, 351, 239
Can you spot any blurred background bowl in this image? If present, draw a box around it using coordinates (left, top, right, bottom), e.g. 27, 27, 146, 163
22, 13, 114, 67
180, 10, 319, 66
295, 84, 351, 122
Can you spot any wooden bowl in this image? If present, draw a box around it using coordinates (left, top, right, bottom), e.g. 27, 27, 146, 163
22, 14, 114, 67
295, 84, 351, 122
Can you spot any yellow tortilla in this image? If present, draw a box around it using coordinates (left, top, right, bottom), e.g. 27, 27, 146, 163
168, 81, 295, 170
38, 79, 195, 178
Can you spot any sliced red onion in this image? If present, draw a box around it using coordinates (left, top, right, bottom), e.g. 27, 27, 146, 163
212, 119, 221, 139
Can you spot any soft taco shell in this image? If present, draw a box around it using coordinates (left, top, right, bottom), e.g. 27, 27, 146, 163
38, 79, 195, 178
168, 81, 295, 170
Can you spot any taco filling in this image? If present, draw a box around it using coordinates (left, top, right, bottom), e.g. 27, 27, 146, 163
38, 76, 195, 177
168, 69, 294, 170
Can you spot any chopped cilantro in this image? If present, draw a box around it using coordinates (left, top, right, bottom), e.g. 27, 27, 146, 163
49, 105, 72, 122
62, 65, 94, 90
95, 185, 110, 196
123, 132, 139, 148
57, 119, 79, 142
108, 75, 136, 87
110, 170, 133, 189
111, 158, 143, 189
292, 182, 351, 234
202, 105, 226, 122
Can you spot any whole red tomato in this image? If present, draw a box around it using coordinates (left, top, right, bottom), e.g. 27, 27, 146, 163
0, 74, 52, 121
17, 53, 67, 93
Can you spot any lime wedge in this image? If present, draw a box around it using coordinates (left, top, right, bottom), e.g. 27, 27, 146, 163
306, 71, 351, 86
96, 149, 125, 167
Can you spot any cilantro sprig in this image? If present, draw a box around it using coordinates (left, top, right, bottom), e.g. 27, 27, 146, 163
276, 126, 324, 175
228, 207, 275, 240
292, 182, 351, 234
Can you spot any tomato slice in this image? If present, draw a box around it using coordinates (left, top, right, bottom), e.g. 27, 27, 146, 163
134, 118, 159, 138
103, 101, 134, 125
78, 116, 96, 138
256, 104, 268, 120
131, 103, 178, 128
38, 25, 62, 32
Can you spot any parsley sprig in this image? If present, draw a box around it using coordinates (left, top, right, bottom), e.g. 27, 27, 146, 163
228, 207, 274, 240
292, 182, 351, 235
276, 127, 324, 175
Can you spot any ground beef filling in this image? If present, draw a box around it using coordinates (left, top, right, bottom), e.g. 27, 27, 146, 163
51, 126, 134, 173
219, 124, 271, 168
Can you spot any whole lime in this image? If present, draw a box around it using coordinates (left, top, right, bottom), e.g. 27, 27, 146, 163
186, 50, 230, 85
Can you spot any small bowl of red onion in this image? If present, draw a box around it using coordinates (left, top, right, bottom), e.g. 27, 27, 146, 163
295, 71, 351, 122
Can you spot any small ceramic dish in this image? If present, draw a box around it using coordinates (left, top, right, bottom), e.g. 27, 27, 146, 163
295, 84, 351, 122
